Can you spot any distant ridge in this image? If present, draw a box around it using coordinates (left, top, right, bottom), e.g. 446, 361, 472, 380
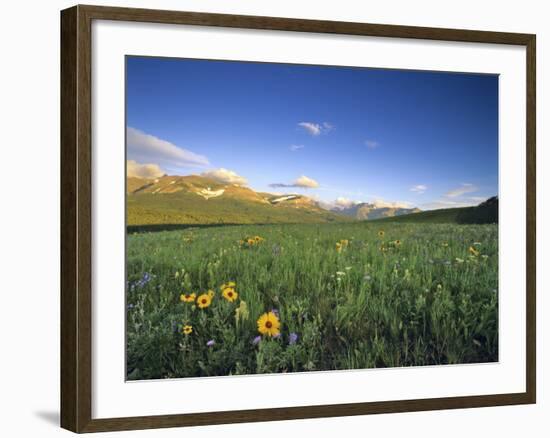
373, 196, 498, 224
333, 202, 421, 220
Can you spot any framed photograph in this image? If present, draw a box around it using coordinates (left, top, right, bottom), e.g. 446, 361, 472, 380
60, 4, 536, 433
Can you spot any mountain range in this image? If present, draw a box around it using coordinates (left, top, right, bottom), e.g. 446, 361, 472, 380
127, 175, 348, 227
127, 174, 500, 229
332, 202, 421, 220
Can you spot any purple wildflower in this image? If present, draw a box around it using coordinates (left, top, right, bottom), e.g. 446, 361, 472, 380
206, 339, 215, 347
134, 272, 152, 288
289, 332, 298, 345
252, 335, 261, 346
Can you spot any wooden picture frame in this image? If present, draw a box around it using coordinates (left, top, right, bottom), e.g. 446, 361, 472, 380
61, 4, 536, 433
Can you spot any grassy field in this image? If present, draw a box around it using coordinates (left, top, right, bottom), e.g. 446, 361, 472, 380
126, 222, 498, 380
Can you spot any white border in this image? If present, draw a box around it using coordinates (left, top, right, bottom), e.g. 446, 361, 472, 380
92, 20, 526, 419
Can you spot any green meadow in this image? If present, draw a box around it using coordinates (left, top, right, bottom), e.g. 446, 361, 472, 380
126, 222, 498, 380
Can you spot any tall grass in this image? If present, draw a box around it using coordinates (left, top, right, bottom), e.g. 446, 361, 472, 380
126, 222, 498, 380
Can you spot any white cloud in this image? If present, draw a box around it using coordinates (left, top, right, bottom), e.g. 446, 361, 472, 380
410, 184, 428, 194
298, 121, 334, 136
269, 175, 320, 189
445, 183, 478, 198
127, 127, 209, 169
290, 144, 305, 152
372, 199, 413, 209
469, 196, 487, 203
295, 175, 319, 188
365, 140, 380, 149
334, 197, 358, 208
126, 160, 165, 179
201, 168, 248, 185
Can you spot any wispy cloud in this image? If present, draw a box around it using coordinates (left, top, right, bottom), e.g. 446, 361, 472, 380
364, 140, 380, 149
410, 184, 427, 194
469, 196, 487, 203
421, 200, 474, 210
201, 168, 247, 186
127, 160, 165, 179
127, 127, 209, 169
334, 197, 358, 208
269, 175, 320, 189
445, 183, 478, 198
290, 144, 305, 152
298, 121, 333, 136
372, 199, 413, 209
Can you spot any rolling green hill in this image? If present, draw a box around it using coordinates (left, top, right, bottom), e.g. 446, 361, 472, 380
127, 175, 350, 228
373, 197, 498, 224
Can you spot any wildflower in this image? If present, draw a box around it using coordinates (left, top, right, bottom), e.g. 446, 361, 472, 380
378, 230, 385, 237
220, 281, 236, 290
135, 272, 151, 288
235, 300, 249, 323
207, 289, 215, 298
247, 238, 255, 246
257, 311, 281, 337
340, 239, 349, 247
252, 335, 262, 346
206, 339, 215, 347
336, 271, 346, 276
180, 292, 196, 303
469, 246, 480, 256
455, 257, 465, 264
335, 242, 342, 253
394, 240, 402, 246
183, 325, 193, 335
197, 293, 212, 309
289, 332, 299, 345
127, 303, 134, 310
254, 236, 264, 243
222, 287, 238, 302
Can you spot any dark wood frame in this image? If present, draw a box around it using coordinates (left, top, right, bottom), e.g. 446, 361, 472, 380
61, 4, 536, 433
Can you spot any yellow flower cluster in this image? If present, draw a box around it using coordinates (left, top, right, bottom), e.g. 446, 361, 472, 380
335, 239, 349, 253
239, 235, 264, 248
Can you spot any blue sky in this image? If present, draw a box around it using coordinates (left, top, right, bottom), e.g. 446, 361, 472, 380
126, 56, 498, 210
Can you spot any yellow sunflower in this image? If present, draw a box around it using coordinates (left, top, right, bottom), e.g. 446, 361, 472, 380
247, 238, 255, 246
378, 230, 385, 237
222, 287, 238, 302
182, 325, 193, 335
180, 292, 196, 303
336, 242, 342, 253
394, 240, 402, 246
257, 311, 281, 337
197, 293, 212, 309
